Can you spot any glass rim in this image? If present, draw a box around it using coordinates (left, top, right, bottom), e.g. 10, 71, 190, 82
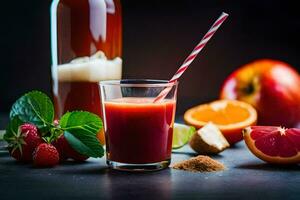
99, 79, 178, 87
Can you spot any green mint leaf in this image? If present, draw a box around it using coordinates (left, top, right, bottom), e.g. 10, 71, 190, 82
60, 111, 102, 135
3, 117, 23, 142
60, 111, 104, 158
64, 131, 104, 158
10, 91, 54, 130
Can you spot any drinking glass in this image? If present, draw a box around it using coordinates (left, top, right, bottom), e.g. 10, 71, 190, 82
100, 79, 178, 171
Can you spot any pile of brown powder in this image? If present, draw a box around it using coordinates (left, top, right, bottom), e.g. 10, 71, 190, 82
171, 155, 225, 172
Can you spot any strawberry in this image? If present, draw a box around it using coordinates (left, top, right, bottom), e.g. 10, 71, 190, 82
66, 145, 89, 162
33, 143, 59, 167
52, 135, 68, 161
53, 135, 88, 162
9, 146, 33, 162
8, 123, 43, 162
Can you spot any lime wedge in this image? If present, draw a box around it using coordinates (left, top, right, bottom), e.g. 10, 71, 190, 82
172, 123, 196, 149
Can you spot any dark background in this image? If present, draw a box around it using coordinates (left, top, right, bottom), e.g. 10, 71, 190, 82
1, 0, 300, 115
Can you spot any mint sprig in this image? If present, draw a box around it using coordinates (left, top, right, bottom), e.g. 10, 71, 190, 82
4, 91, 104, 158
10, 91, 54, 131
64, 131, 104, 158
60, 111, 104, 157
60, 111, 102, 135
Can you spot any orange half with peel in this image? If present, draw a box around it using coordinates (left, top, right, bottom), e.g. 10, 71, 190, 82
184, 100, 257, 144
97, 129, 106, 145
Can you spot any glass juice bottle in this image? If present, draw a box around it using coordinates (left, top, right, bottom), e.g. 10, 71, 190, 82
50, 0, 122, 140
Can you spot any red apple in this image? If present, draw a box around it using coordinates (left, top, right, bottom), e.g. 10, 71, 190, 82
220, 59, 300, 128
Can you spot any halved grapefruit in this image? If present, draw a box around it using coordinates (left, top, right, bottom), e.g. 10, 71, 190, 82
184, 100, 257, 144
243, 126, 300, 164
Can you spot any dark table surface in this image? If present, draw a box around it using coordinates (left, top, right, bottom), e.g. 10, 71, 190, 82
1, 114, 300, 200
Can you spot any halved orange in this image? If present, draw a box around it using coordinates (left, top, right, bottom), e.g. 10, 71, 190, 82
184, 100, 257, 144
96, 129, 106, 145
243, 126, 300, 164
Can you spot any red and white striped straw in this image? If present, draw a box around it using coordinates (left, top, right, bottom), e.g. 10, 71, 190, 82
154, 12, 229, 103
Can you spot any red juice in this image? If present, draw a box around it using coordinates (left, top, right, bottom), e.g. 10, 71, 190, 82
104, 98, 176, 164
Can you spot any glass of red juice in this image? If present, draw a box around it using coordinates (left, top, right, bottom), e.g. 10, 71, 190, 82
100, 79, 178, 171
